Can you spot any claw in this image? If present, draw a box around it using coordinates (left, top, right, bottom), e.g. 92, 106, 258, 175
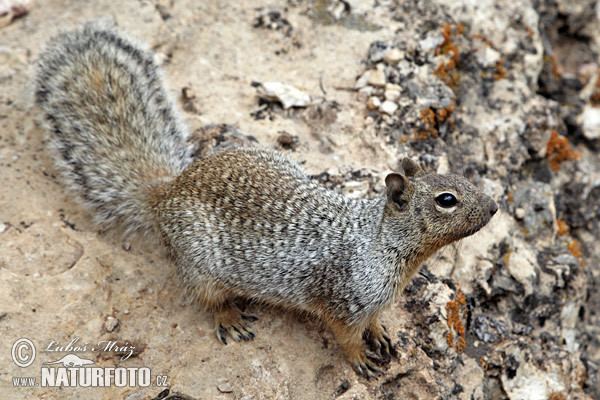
365, 323, 397, 361
217, 325, 228, 345
365, 361, 382, 374
233, 325, 255, 341
214, 308, 258, 344
386, 338, 398, 358
352, 363, 365, 377
352, 359, 383, 379
350, 347, 386, 380
380, 325, 398, 357
365, 349, 386, 365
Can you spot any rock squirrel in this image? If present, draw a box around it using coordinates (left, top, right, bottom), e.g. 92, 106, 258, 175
35, 23, 498, 378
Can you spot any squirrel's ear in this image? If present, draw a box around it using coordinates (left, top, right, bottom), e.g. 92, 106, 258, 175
385, 173, 409, 208
400, 158, 423, 177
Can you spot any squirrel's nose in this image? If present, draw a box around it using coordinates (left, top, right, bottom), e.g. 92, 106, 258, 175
489, 201, 498, 216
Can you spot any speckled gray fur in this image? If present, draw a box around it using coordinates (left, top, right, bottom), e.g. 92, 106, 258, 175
158, 148, 496, 325
34, 25, 497, 370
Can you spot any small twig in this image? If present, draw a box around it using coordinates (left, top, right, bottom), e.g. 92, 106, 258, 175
319, 73, 327, 97
332, 86, 358, 92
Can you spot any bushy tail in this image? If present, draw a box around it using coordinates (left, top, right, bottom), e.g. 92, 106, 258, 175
35, 22, 191, 235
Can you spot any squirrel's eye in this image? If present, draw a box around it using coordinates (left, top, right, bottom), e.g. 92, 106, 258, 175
435, 193, 457, 208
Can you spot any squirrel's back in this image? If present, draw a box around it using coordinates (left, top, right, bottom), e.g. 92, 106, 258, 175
156, 147, 375, 311
35, 22, 190, 234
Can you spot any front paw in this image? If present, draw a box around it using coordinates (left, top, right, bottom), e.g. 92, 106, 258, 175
214, 307, 258, 344
364, 323, 397, 362
349, 347, 387, 379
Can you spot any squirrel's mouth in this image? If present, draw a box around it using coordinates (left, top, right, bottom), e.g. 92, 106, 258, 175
455, 219, 491, 241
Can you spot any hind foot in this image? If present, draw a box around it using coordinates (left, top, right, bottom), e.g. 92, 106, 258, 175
364, 320, 397, 362
327, 318, 389, 380
214, 306, 258, 344
348, 344, 388, 379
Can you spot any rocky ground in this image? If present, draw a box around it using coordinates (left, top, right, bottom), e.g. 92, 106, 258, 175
0, 0, 599, 399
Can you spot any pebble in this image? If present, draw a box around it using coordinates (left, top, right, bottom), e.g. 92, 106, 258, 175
514, 208, 525, 220
254, 81, 311, 109
380, 100, 398, 115
383, 48, 404, 64
419, 33, 444, 52
476, 46, 501, 68
354, 71, 369, 89
104, 316, 119, 333
385, 83, 401, 92
384, 89, 400, 102
0, 222, 6, 234
181, 86, 200, 114
579, 105, 600, 140
367, 96, 381, 110
366, 68, 386, 87
357, 86, 373, 102
276, 131, 299, 150
217, 379, 233, 393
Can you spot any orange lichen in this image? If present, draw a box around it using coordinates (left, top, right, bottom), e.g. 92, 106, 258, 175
479, 356, 488, 370
456, 336, 466, 353
420, 108, 436, 127
556, 219, 570, 236
446, 287, 467, 353
506, 191, 513, 204
415, 105, 456, 140
548, 393, 566, 400
590, 75, 600, 106
435, 61, 461, 89
437, 23, 462, 64
472, 33, 495, 48
543, 54, 562, 78
494, 60, 507, 80
546, 131, 580, 172
502, 250, 512, 267
435, 23, 463, 89
568, 239, 584, 261
414, 131, 432, 141
416, 108, 437, 140
436, 105, 455, 122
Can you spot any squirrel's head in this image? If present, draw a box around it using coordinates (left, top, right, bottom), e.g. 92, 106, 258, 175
384, 158, 497, 249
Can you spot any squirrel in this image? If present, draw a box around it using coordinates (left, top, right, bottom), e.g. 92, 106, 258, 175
35, 22, 498, 378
